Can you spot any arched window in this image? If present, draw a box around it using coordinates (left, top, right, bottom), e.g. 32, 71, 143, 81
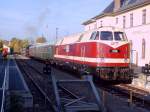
94, 23, 97, 29
142, 38, 146, 59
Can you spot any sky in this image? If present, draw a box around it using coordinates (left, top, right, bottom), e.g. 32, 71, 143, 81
0, 0, 112, 43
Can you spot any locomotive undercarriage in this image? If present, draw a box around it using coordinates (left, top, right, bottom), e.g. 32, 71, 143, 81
95, 67, 133, 82
53, 60, 133, 83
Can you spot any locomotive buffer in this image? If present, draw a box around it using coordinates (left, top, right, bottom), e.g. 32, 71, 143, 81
50, 73, 105, 112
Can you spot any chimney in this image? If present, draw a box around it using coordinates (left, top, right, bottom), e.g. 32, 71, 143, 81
114, 0, 121, 11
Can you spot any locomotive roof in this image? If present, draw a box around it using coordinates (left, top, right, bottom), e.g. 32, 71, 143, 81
56, 27, 124, 45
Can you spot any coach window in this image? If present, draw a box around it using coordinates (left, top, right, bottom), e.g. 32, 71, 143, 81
142, 38, 146, 59
100, 31, 113, 40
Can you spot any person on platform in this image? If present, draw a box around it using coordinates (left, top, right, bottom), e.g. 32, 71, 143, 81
43, 59, 51, 74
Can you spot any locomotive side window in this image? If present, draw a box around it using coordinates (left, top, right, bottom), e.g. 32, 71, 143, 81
90, 31, 97, 40
100, 31, 113, 40
90, 31, 99, 40
95, 31, 99, 40
114, 32, 126, 41
77, 34, 84, 42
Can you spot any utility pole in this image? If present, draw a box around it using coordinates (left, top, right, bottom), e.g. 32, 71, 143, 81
46, 24, 48, 40
56, 27, 58, 43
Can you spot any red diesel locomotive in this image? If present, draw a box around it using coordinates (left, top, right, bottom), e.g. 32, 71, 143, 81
54, 27, 132, 82
29, 27, 132, 82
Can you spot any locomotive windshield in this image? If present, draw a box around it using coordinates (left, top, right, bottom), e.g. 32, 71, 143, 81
100, 31, 113, 40
114, 32, 127, 41
90, 31, 127, 41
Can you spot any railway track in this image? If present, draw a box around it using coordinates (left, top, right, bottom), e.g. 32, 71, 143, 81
113, 84, 150, 108
16, 55, 150, 111
15, 56, 103, 112
16, 59, 57, 112
98, 83, 150, 110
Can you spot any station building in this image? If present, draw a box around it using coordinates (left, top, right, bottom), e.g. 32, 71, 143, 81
82, 0, 150, 68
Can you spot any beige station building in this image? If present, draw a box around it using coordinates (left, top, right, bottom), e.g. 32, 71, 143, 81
82, 0, 150, 68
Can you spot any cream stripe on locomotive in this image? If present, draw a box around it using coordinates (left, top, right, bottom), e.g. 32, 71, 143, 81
54, 55, 130, 63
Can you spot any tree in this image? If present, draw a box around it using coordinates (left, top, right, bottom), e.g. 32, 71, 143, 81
21, 39, 29, 48
36, 36, 47, 43
0, 40, 3, 52
13, 40, 21, 53
10, 38, 18, 48
10, 38, 29, 53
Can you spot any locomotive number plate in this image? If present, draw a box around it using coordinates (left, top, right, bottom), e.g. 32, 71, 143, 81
111, 50, 119, 53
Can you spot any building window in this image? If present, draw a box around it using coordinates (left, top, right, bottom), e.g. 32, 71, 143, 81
100, 21, 103, 27
123, 16, 126, 28
142, 38, 146, 59
130, 13, 133, 27
89, 26, 91, 30
116, 17, 118, 24
94, 23, 97, 29
142, 9, 146, 25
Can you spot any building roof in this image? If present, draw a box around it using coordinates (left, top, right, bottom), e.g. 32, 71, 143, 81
83, 0, 150, 25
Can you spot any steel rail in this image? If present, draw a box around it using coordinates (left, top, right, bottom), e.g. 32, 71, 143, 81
17, 60, 57, 112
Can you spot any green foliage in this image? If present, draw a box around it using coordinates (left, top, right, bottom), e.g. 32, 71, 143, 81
0, 40, 3, 53
36, 36, 47, 43
22, 39, 29, 48
10, 38, 29, 53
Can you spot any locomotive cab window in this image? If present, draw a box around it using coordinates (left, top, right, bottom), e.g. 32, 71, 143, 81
100, 31, 113, 40
90, 31, 99, 40
114, 32, 127, 41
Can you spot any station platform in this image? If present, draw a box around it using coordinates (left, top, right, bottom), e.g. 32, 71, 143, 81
0, 54, 7, 112
0, 90, 2, 112
0, 55, 33, 112
6, 55, 33, 109
8, 59, 26, 91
